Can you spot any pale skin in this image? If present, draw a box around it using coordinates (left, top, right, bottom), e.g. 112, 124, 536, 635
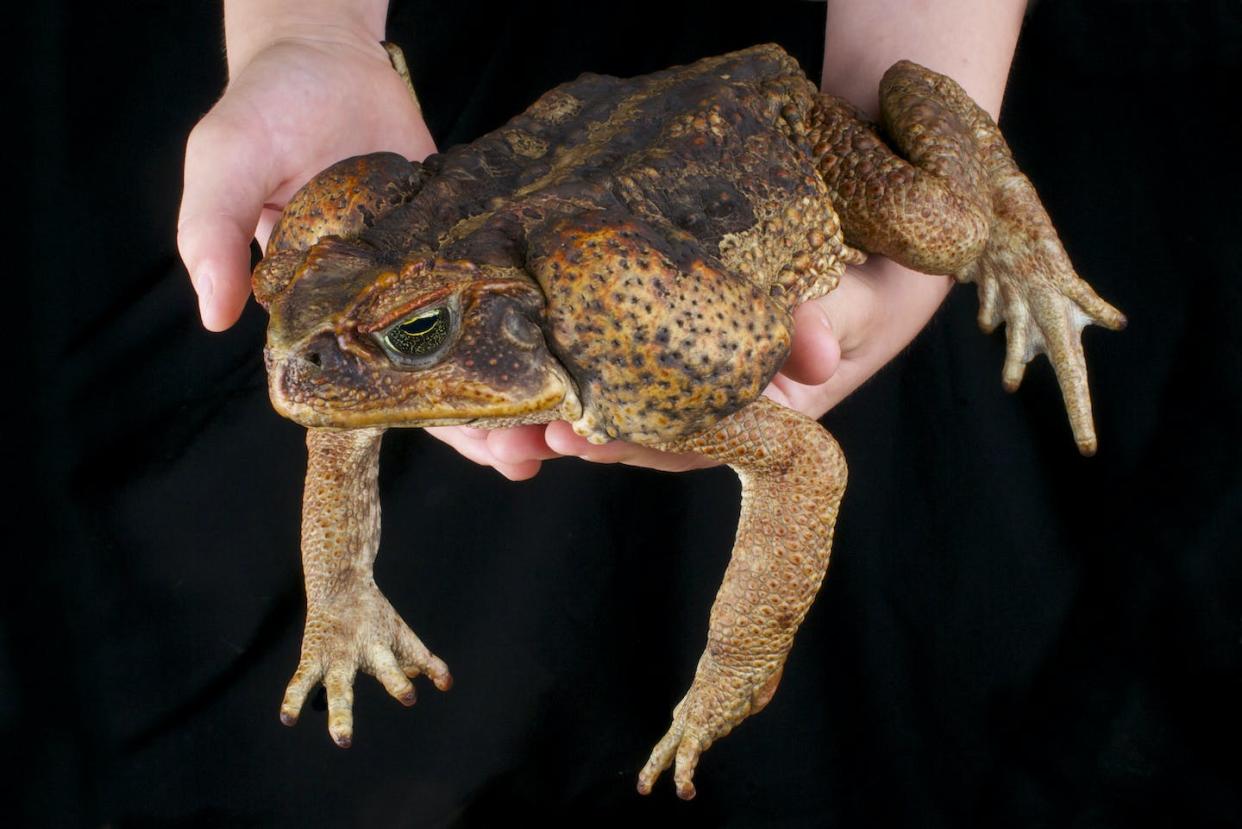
178, 0, 1027, 477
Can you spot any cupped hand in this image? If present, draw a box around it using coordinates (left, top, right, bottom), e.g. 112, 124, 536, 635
178, 27, 557, 479
175, 26, 538, 478
442, 257, 953, 479
178, 29, 953, 480
177, 28, 435, 331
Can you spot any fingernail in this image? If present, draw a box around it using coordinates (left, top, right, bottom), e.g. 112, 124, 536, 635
815, 302, 834, 333
194, 267, 215, 321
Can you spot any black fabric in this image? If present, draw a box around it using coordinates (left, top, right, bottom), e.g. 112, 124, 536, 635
15, 1, 1242, 826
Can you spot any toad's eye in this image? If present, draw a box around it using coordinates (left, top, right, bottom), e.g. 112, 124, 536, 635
380, 306, 453, 361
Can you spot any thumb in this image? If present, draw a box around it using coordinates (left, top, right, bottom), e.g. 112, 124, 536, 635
177, 115, 278, 331
781, 300, 842, 385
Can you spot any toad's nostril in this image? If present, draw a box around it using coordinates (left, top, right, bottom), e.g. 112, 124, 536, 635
305, 351, 322, 367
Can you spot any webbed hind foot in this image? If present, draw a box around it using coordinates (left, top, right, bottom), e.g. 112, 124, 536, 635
810, 60, 1125, 453
958, 173, 1127, 455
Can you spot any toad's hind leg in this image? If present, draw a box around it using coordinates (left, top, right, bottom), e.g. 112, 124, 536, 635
811, 62, 1125, 454
637, 397, 846, 799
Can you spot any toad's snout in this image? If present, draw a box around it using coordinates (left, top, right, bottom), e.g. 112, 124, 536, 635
264, 334, 358, 427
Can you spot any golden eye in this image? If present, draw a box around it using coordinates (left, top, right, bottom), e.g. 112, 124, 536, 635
384, 307, 451, 357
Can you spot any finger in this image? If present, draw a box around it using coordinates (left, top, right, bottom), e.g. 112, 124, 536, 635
781, 301, 841, 385
542, 421, 594, 457
813, 271, 879, 358
489, 458, 542, 481
324, 663, 357, 748
485, 425, 563, 465
280, 658, 323, 726
176, 214, 259, 332
761, 379, 796, 409
254, 206, 284, 253
424, 426, 543, 481
178, 115, 277, 331
367, 646, 416, 707
425, 426, 493, 463
820, 260, 953, 361
766, 356, 865, 417
543, 422, 712, 472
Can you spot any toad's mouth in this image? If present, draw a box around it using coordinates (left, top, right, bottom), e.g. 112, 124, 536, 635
264, 345, 581, 431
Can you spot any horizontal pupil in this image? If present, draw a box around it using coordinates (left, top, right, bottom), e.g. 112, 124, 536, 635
385, 308, 450, 357
400, 312, 443, 336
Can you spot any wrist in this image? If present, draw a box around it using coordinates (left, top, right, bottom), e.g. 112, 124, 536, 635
820, 0, 1025, 120
224, 0, 390, 79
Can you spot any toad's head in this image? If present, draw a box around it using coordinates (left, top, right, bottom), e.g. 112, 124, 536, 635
253, 237, 578, 430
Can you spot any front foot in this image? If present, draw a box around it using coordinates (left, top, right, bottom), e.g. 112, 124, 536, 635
280, 579, 452, 748
636, 654, 785, 800
961, 176, 1126, 455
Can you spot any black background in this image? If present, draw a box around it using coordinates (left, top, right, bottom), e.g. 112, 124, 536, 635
13, 1, 1242, 826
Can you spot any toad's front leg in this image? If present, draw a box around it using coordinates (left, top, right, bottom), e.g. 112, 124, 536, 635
637, 397, 847, 799
280, 427, 452, 747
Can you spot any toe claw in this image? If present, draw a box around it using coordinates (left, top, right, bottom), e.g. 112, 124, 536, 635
369, 646, 418, 706
396, 630, 454, 692
637, 657, 787, 796
1001, 350, 1028, 393
280, 661, 320, 727
282, 582, 447, 748
635, 725, 709, 799
426, 657, 453, 691
328, 713, 353, 748
1066, 278, 1127, 331
324, 664, 356, 747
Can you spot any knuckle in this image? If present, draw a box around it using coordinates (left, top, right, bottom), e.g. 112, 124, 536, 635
185, 110, 248, 161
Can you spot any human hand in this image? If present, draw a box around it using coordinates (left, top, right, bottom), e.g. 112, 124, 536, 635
437, 257, 952, 479
177, 7, 955, 481
173, 8, 549, 478
453, 0, 1026, 481
178, 12, 435, 331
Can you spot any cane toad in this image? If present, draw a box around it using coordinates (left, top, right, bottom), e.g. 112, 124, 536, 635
251, 43, 1124, 799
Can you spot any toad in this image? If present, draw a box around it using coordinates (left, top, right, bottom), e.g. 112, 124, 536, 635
251, 43, 1124, 799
